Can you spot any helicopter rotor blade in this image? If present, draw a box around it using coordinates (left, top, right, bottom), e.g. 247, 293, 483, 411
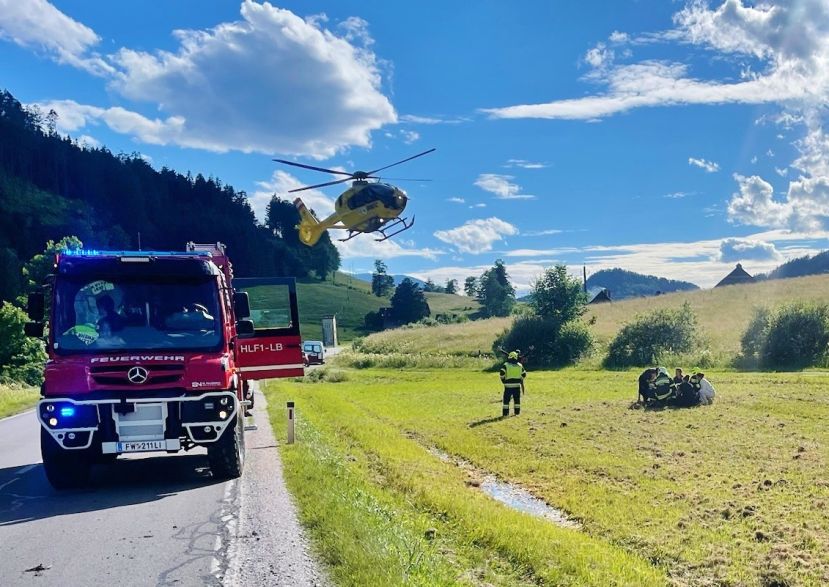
288, 177, 354, 193
273, 158, 354, 177
366, 147, 436, 175
375, 177, 432, 182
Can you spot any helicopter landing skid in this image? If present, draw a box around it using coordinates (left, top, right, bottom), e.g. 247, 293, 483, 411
375, 216, 415, 242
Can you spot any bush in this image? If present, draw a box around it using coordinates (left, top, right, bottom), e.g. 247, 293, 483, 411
364, 310, 385, 332
761, 303, 829, 370
493, 316, 593, 369
0, 302, 46, 385
603, 303, 697, 369
298, 367, 349, 383
737, 307, 772, 368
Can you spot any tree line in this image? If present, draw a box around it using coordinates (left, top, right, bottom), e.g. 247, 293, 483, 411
0, 88, 340, 306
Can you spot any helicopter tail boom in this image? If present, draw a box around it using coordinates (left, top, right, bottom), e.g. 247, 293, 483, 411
293, 198, 325, 246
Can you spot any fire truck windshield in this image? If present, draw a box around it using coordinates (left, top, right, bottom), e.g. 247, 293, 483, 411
53, 277, 222, 353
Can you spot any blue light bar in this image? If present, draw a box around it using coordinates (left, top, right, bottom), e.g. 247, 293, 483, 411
61, 249, 210, 258
60, 406, 75, 417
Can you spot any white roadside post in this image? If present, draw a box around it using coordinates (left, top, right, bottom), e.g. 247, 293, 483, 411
287, 401, 295, 444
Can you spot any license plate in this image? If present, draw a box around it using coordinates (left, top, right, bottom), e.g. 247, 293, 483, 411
117, 440, 165, 453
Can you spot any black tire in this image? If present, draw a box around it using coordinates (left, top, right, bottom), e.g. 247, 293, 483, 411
40, 428, 92, 489
207, 410, 245, 480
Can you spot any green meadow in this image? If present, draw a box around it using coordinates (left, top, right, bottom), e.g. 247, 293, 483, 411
0, 384, 38, 418
266, 366, 829, 586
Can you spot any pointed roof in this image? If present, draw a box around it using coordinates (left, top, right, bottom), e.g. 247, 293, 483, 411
715, 263, 755, 288
588, 288, 612, 304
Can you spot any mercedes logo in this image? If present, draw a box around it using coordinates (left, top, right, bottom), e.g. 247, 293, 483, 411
127, 366, 149, 384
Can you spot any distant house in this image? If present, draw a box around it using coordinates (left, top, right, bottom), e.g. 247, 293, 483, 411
715, 263, 755, 287
588, 289, 612, 304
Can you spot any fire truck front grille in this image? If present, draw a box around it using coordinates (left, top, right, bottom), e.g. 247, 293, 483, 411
91, 364, 184, 386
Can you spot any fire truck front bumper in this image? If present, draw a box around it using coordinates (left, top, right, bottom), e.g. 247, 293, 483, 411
38, 391, 240, 452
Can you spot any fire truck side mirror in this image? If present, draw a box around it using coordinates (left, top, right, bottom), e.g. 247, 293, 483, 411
27, 292, 45, 321
24, 322, 44, 338
233, 292, 251, 319
236, 319, 255, 337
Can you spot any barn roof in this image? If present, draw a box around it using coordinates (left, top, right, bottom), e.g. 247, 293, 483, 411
715, 263, 755, 287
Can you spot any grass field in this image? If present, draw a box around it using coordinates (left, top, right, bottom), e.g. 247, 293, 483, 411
0, 384, 38, 418
266, 367, 829, 586
357, 274, 829, 364
292, 273, 480, 343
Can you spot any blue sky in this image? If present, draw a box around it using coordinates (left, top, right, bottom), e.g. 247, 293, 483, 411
2, 0, 829, 291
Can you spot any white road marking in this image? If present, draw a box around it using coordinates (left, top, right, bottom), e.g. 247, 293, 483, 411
0, 409, 35, 424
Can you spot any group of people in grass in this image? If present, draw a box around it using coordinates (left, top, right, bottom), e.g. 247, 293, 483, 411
498, 349, 716, 416
637, 366, 716, 407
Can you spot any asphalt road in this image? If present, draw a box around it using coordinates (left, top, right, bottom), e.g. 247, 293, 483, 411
0, 387, 326, 587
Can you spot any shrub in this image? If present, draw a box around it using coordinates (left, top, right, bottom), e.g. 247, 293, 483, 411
0, 302, 46, 385
493, 316, 593, 369
298, 367, 349, 383
761, 303, 829, 370
737, 307, 772, 368
364, 310, 385, 332
603, 303, 697, 369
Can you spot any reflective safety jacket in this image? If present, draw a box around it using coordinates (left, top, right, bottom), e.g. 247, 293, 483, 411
500, 360, 526, 389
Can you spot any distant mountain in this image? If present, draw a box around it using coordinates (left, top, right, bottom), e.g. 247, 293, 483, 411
760, 250, 829, 281
586, 268, 699, 300
355, 273, 428, 288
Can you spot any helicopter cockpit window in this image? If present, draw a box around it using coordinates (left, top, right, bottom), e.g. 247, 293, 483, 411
349, 184, 399, 210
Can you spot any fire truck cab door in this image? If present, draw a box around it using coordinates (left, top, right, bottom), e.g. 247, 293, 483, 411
233, 277, 304, 379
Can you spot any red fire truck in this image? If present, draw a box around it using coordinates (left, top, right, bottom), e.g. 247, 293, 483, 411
25, 243, 304, 489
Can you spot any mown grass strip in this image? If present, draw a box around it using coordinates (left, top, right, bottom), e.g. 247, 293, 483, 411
266, 381, 665, 586
0, 384, 38, 419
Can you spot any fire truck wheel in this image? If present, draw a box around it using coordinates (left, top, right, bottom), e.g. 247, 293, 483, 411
40, 428, 92, 489
208, 410, 245, 480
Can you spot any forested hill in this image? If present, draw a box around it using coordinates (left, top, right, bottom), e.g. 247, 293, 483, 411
586, 268, 699, 300
761, 250, 829, 281
0, 88, 339, 302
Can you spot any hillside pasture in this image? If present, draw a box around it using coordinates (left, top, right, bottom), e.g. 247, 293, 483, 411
267, 367, 829, 586
355, 274, 829, 365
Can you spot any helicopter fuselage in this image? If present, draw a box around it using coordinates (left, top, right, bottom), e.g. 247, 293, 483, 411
332, 182, 408, 233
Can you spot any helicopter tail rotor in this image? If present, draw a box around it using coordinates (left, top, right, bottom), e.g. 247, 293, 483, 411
293, 198, 325, 246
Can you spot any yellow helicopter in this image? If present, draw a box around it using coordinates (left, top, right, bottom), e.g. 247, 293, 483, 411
273, 148, 435, 246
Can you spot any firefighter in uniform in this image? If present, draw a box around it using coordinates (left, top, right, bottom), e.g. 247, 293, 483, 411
499, 351, 527, 416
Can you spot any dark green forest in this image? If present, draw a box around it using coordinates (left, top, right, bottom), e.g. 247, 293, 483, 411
586, 268, 699, 300
0, 88, 339, 303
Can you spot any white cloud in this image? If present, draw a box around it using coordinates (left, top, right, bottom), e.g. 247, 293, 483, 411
688, 157, 720, 173
751, 155, 758, 164
504, 159, 547, 169
718, 237, 781, 262
608, 31, 630, 44
728, 125, 829, 232
433, 217, 518, 254
474, 173, 535, 200
34, 99, 186, 144
523, 228, 563, 236
446, 197, 465, 204
22, 2, 397, 158
664, 191, 691, 199
504, 248, 577, 257
415, 229, 829, 292
399, 114, 466, 125
335, 234, 442, 260
400, 130, 420, 144
75, 134, 100, 149
469, 203, 487, 208
251, 170, 335, 224
0, 0, 113, 75
483, 1, 829, 121
105, 2, 396, 158
584, 42, 614, 69
775, 166, 788, 177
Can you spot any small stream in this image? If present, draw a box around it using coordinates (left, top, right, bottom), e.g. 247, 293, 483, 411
429, 447, 581, 530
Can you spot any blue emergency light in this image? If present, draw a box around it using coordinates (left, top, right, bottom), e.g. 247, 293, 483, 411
60, 406, 75, 417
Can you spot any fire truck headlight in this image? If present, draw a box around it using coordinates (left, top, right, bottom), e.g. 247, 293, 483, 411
218, 410, 227, 420
48, 417, 58, 427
